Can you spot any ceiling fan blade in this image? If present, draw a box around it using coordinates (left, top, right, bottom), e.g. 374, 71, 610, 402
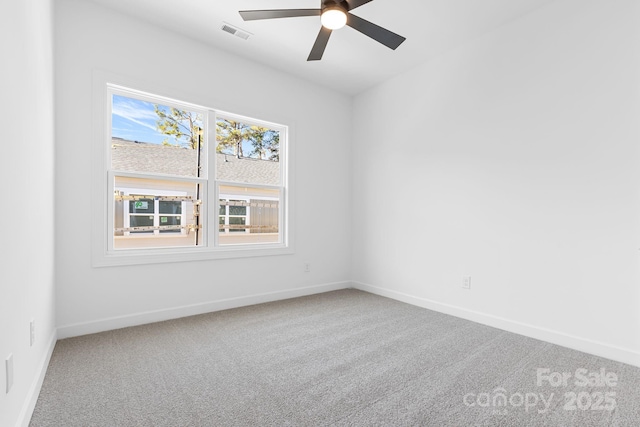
346, 13, 406, 50
307, 27, 332, 61
239, 9, 320, 21
343, 0, 374, 11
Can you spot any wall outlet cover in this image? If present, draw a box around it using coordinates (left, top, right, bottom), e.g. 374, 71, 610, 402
462, 276, 472, 289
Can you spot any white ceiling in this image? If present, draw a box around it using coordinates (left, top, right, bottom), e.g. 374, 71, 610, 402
87, 0, 557, 95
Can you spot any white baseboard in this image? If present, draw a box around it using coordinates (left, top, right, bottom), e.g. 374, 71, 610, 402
57, 281, 351, 339
16, 328, 57, 427
353, 281, 640, 368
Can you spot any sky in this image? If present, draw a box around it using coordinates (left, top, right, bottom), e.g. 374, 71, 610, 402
111, 94, 199, 146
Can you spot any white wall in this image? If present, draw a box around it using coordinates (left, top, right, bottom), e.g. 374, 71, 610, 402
352, 0, 640, 365
0, 0, 57, 425
54, 0, 352, 334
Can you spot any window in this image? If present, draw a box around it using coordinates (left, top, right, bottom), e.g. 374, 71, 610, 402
215, 113, 283, 245
219, 198, 248, 234
110, 96, 205, 250
97, 83, 290, 265
116, 188, 188, 236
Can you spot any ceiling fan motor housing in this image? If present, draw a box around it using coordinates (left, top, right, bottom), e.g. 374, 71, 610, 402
322, 0, 349, 13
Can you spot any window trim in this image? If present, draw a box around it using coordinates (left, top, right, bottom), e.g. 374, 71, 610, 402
91, 71, 294, 267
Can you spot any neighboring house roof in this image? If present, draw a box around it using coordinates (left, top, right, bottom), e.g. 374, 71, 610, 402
111, 138, 280, 185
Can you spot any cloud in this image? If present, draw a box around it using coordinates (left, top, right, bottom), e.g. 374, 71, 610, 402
112, 96, 159, 132
116, 115, 157, 132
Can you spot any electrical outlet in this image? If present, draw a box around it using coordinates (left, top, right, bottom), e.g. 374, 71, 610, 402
462, 276, 471, 290
304, 263, 311, 273
30, 319, 35, 347
6, 354, 13, 393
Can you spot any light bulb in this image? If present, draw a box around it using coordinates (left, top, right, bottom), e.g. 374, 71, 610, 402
321, 8, 347, 30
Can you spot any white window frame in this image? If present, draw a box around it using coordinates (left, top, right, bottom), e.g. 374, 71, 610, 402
91, 72, 293, 267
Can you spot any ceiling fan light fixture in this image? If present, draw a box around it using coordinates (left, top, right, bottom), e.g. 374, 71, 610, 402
238, 0, 406, 62
321, 7, 347, 30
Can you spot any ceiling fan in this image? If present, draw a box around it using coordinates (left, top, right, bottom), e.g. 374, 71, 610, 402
239, 0, 406, 61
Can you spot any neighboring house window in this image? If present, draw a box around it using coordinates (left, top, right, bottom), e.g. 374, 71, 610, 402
219, 198, 249, 234
103, 84, 288, 262
116, 189, 187, 236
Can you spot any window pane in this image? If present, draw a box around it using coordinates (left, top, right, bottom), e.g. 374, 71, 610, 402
159, 216, 181, 233
216, 117, 280, 185
111, 94, 204, 177
130, 215, 153, 232
114, 175, 203, 249
129, 198, 154, 214
219, 184, 280, 245
159, 201, 181, 214
229, 217, 246, 233
219, 201, 226, 216
229, 203, 246, 216
130, 215, 154, 227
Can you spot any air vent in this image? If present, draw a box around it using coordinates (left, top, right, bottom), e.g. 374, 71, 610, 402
221, 23, 251, 40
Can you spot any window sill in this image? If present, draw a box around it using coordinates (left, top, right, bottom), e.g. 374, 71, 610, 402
93, 243, 293, 267
114, 234, 190, 239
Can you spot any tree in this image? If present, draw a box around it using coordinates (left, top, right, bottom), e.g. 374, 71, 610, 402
216, 119, 248, 158
249, 128, 279, 161
154, 110, 278, 160
154, 105, 203, 149
216, 118, 279, 161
